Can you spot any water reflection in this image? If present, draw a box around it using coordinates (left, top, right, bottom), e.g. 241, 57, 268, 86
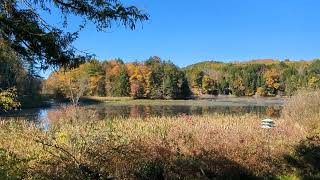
89, 104, 282, 119
0, 103, 282, 122
0, 107, 52, 122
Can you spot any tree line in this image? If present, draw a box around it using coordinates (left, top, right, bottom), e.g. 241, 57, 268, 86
185, 59, 320, 97
45, 56, 191, 102
45, 57, 320, 101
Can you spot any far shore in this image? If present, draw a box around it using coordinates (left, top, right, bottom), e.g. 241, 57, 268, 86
80, 95, 286, 107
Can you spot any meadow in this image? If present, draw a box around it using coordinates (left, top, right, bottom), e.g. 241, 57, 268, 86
0, 90, 319, 180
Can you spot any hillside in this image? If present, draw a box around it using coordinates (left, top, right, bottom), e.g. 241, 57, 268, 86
184, 59, 316, 96
45, 57, 320, 100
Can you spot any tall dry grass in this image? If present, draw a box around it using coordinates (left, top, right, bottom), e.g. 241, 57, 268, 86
281, 89, 320, 179
0, 107, 305, 179
282, 89, 320, 131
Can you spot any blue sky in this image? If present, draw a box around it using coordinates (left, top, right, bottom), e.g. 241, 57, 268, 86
41, 0, 320, 76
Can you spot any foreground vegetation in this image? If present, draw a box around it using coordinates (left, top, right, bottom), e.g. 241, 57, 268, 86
0, 90, 319, 179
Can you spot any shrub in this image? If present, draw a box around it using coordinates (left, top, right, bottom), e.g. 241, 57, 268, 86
0, 148, 27, 179
0, 88, 20, 112
282, 89, 320, 179
282, 89, 320, 131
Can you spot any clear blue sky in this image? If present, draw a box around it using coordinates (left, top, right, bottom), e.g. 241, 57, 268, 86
41, 0, 320, 76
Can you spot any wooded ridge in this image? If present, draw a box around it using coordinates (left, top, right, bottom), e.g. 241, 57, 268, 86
45, 56, 320, 100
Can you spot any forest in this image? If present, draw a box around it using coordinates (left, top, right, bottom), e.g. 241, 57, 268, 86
0, 42, 43, 111
44, 56, 320, 101
2, 39, 320, 111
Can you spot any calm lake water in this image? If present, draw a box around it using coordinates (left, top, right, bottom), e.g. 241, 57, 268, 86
0, 97, 285, 122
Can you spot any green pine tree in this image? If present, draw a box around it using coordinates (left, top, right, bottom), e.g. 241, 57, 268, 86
113, 68, 130, 97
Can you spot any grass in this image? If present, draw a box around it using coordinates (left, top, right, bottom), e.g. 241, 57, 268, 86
282, 89, 320, 130
81, 96, 133, 102
0, 90, 319, 179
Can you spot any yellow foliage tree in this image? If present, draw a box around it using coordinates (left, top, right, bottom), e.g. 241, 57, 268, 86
263, 69, 281, 96
126, 63, 151, 98
46, 65, 89, 106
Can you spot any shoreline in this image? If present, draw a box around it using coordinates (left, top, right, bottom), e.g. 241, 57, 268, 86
82, 95, 285, 107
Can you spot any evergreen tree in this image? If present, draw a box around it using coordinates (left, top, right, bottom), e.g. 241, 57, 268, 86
163, 76, 174, 99
113, 68, 130, 97
147, 58, 165, 99
0, 0, 149, 69
178, 72, 192, 99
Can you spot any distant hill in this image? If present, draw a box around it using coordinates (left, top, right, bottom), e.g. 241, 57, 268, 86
183, 59, 317, 97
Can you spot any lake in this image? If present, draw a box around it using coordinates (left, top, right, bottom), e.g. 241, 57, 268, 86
0, 97, 285, 122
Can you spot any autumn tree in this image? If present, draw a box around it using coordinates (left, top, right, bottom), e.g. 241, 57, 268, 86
127, 62, 151, 98
232, 78, 246, 96
187, 70, 204, 95
202, 74, 218, 95
263, 69, 281, 96
86, 60, 105, 96
46, 65, 89, 106
130, 81, 144, 99
104, 60, 124, 96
